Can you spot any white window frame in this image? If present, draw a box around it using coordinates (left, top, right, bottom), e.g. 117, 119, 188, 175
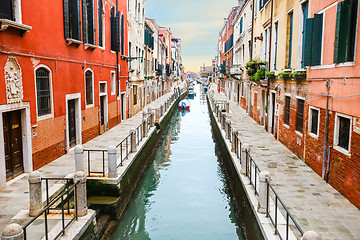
308, 106, 320, 139
333, 112, 352, 155
110, 71, 116, 95
84, 68, 95, 108
34, 64, 54, 121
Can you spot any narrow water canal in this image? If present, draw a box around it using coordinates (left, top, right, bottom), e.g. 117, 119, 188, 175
109, 84, 263, 240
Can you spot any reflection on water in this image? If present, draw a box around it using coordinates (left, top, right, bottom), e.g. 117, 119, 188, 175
110, 84, 248, 240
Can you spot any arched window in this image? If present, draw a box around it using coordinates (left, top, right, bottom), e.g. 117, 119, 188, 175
85, 70, 94, 105
36, 67, 51, 116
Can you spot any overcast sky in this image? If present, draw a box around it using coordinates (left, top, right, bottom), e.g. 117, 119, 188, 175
146, 0, 239, 72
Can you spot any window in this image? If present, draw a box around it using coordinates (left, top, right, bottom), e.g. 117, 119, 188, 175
121, 14, 125, 55
287, 12, 293, 69
110, 7, 120, 52
63, 0, 81, 41
82, 0, 95, 45
334, 0, 358, 63
274, 22, 278, 69
301, 2, 309, 68
309, 107, 319, 136
335, 114, 352, 151
85, 70, 93, 105
259, 0, 269, 10
240, 17, 243, 34
303, 13, 323, 66
284, 96, 290, 125
296, 99, 304, 133
133, 85, 138, 105
0, 0, 13, 20
98, 0, 104, 47
111, 71, 116, 95
36, 68, 51, 116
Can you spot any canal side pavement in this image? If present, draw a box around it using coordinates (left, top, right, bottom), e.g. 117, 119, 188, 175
209, 84, 360, 240
0, 85, 185, 236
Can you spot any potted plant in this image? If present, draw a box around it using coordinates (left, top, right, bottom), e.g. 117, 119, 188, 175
292, 71, 306, 80
278, 70, 292, 80
246, 59, 267, 83
266, 71, 276, 80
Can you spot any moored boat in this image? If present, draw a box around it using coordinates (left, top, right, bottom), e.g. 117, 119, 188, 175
179, 99, 191, 110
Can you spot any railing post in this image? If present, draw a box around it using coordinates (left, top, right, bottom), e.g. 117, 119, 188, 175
241, 144, 249, 174
108, 145, 117, 178
28, 171, 42, 217
74, 145, 84, 172
302, 231, 322, 240
148, 108, 154, 127
258, 171, 270, 213
155, 108, 160, 123
142, 110, 148, 137
1, 223, 24, 240
226, 101, 230, 113
225, 120, 231, 139
231, 130, 238, 152
130, 129, 137, 153
73, 171, 87, 217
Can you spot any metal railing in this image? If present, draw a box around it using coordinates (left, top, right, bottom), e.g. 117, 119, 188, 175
83, 149, 106, 177
22, 180, 79, 240
116, 134, 131, 167
135, 123, 144, 145
266, 179, 304, 240
211, 98, 303, 240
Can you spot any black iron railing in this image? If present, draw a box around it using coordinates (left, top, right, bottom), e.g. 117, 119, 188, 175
116, 134, 131, 167
22, 180, 79, 240
245, 149, 261, 195
83, 149, 106, 177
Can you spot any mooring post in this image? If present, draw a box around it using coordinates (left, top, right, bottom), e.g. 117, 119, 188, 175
226, 101, 230, 113
241, 144, 249, 174
1, 223, 24, 240
108, 145, 117, 178
28, 171, 42, 217
130, 129, 137, 153
226, 120, 231, 139
155, 108, 160, 123
302, 231, 322, 240
258, 171, 270, 213
73, 171, 87, 217
74, 145, 84, 172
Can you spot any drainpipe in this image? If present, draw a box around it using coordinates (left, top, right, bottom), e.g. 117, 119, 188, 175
248, 0, 255, 116
326, 146, 333, 183
322, 79, 330, 179
116, 0, 119, 124
265, 0, 274, 131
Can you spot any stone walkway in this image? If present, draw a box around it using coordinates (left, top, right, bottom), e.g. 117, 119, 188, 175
0, 86, 184, 234
209, 84, 360, 240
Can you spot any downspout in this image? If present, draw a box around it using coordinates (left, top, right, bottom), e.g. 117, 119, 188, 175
249, 0, 255, 116
116, 0, 119, 124
322, 79, 331, 179
265, 0, 274, 131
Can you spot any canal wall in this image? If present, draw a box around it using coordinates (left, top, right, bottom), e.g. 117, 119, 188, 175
89, 90, 188, 239
206, 94, 286, 240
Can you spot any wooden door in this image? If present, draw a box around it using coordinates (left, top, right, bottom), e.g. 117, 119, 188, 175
68, 100, 76, 148
3, 110, 23, 179
99, 96, 105, 134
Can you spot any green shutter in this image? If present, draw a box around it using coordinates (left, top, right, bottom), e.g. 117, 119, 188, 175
334, 2, 343, 63
346, 0, 358, 62
89, 0, 95, 45
76, 0, 81, 40
121, 14, 125, 55
63, 0, 70, 39
114, 11, 120, 52
311, 13, 323, 66
303, 18, 313, 67
82, 0, 88, 43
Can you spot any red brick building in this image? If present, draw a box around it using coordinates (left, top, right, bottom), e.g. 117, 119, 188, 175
0, 0, 128, 188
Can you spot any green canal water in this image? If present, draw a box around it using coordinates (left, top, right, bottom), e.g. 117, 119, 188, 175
109, 84, 263, 240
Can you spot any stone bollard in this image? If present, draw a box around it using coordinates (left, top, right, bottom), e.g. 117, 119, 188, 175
302, 231, 322, 240
258, 170, 270, 213
143, 119, 148, 137
130, 129, 137, 153
142, 110, 147, 121
231, 130, 238, 152
150, 112, 155, 127
241, 144, 249, 174
147, 108, 153, 126
155, 108, 160, 123
28, 171, 42, 217
75, 145, 84, 172
1, 223, 24, 240
108, 145, 117, 178
226, 101, 230, 113
226, 120, 231, 139
73, 171, 87, 217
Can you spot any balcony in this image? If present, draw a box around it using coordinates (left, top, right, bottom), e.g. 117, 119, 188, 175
230, 65, 242, 76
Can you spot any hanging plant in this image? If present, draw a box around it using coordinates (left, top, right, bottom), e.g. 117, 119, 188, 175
292, 71, 306, 80
278, 71, 292, 80
246, 59, 267, 82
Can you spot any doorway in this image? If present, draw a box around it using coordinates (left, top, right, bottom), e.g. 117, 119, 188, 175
3, 110, 24, 180
99, 95, 106, 134
68, 100, 76, 148
271, 92, 276, 134
121, 93, 126, 120
237, 83, 240, 103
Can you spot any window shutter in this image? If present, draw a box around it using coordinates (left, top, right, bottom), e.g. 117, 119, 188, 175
311, 14, 323, 66
346, 0, 357, 62
76, 0, 81, 40
82, 0, 88, 43
303, 18, 313, 66
88, 0, 95, 45
0, 0, 13, 20
98, 0, 103, 46
334, 1, 343, 63
63, 0, 70, 39
115, 11, 120, 52
110, 8, 115, 51
121, 14, 125, 55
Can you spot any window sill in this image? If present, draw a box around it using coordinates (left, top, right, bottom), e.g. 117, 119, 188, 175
0, 19, 32, 36
295, 130, 303, 137
333, 145, 351, 157
84, 43, 97, 51
66, 38, 82, 47
308, 132, 319, 139
37, 113, 54, 122
283, 124, 290, 129
336, 62, 355, 67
